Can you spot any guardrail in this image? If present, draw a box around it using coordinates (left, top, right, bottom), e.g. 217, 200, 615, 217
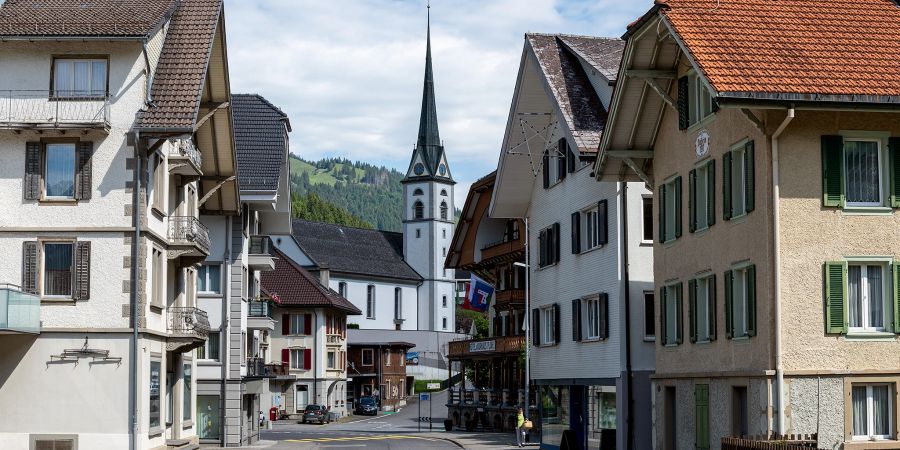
0, 283, 40, 334
246, 357, 274, 378
168, 216, 210, 255
167, 307, 210, 338
249, 235, 273, 256
249, 300, 273, 319
326, 334, 343, 344
0, 90, 109, 128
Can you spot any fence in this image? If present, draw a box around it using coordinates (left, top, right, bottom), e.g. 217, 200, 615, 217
722, 434, 822, 450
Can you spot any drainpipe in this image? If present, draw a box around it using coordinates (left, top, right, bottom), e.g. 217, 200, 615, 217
314, 311, 319, 406
620, 181, 634, 449
772, 108, 795, 434
130, 133, 143, 450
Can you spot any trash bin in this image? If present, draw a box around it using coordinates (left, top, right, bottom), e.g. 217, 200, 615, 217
328, 412, 340, 423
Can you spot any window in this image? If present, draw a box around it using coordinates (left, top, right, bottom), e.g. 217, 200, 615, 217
197, 330, 220, 361
198, 265, 221, 294
183, 363, 192, 421
643, 292, 655, 340
290, 349, 304, 370
413, 201, 424, 219
151, 153, 165, 212
241, 266, 248, 299
822, 135, 899, 208
440, 201, 448, 220
384, 350, 391, 366
413, 188, 424, 196
724, 141, 755, 220
726, 265, 756, 339
845, 139, 883, 206
53, 58, 107, 98
575, 201, 608, 253
578, 295, 608, 341
442, 229, 446, 239
362, 348, 374, 366
642, 197, 653, 242
440, 189, 447, 196
338, 282, 347, 298
400, 352, 405, 366
366, 285, 376, 319
848, 264, 888, 332
689, 275, 716, 343
416, 229, 421, 238
442, 247, 446, 257
689, 160, 715, 232
541, 139, 569, 188
541, 306, 557, 346
44, 143, 77, 199
327, 351, 336, 369
197, 395, 221, 440
394, 288, 402, 321
442, 295, 447, 308
851, 384, 892, 440
442, 317, 448, 330
241, 332, 246, 365
149, 359, 161, 430
288, 314, 308, 335
660, 283, 683, 346
677, 72, 714, 129
538, 223, 561, 268
658, 177, 682, 243
43, 242, 73, 297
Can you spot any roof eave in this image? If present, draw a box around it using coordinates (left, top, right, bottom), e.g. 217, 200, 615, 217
716, 93, 900, 111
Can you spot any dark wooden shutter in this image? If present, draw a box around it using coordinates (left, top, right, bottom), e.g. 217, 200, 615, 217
532, 308, 541, 345
891, 138, 900, 208
824, 261, 847, 334
304, 313, 312, 335
708, 275, 717, 341
674, 177, 682, 239
571, 299, 581, 341
281, 348, 290, 366
75, 141, 93, 200
557, 140, 567, 181
24, 142, 42, 200
658, 184, 666, 243
597, 200, 608, 246
552, 223, 560, 264
537, 230, 545, 267
659, 286, 667, 346
22, 241, 38, 294
282, 314, 291, 335
567, 144, 577, 173
744, 140, 755, 213
571, 212, 581, 254
724, 270, 733, 338
675, 283, 683, 345
821, 135, 844, 207
688, 168, 697, 233
599, 293, 609, 339
688, 279, 697, 343
542, 150, 550, 189
73, 241, 90, 300
707, 161, 716, 228
747, 265, 757, 336
723, 152, 733, 220
677, 76, 690, 130
304, 348, 312, 370
553, 303, 561, 344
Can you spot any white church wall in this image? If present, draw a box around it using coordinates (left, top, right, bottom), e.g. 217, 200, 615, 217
331, 277, 419, 331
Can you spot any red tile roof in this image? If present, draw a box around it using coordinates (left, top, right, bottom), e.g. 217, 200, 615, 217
0, 0, 176, 38
261, 248, 362, 315
660, 0, 900, 101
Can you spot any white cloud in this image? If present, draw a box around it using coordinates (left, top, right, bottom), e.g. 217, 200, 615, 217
223, 0, 651, 209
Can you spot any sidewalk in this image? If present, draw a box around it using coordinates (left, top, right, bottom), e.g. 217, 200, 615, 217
422, 431, 541, 449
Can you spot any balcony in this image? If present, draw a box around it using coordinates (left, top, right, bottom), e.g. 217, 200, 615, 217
165, 306, 210, 353
326, 334, 344, 346
245, 357, 276, 378
494, 289, 525, 307
480, 238, 524, 262
248, 235, 276, 271
248, 300, 275, 331
448, 335, 524, 359
168, 139, 202, 178
167, 216, 210, 264
0, 284, 40, 334
0, 90, 109, 131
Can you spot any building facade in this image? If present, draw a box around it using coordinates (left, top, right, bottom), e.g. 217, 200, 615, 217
347, 341, 415, 412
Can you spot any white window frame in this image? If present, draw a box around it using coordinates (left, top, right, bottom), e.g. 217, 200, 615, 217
583, 206, 601, 251
394, 288, 402, 321
43, 142, 77, 200
289, 314, 304, 335
731, 265, 751, 338
338, 281, 347, 298
198, 264, 221, 295
687, 71, 714, 128
847, 261, 891, 333
541, 307, 556, 346
582, 296, 601, 341
384, 350, 391, 366
53, 58, 108, 98
366, 285, 376, 319
442, 317, 448, 330
290, 349, 303, 370
641, 196, 653, 244
327, 351, 336, 370
694, 160, 712, 232
41, 240, 75, 299
729, 143, 748, 219
851, 383, 893, 441
695, 275, 713, 343
843, 138, 885, 208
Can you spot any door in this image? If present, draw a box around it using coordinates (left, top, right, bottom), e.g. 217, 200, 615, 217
296, 385, 309, 411
166, 370, 175, 439
569, 385, 586, 450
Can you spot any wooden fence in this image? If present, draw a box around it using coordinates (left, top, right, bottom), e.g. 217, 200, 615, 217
722, 434, 823, 450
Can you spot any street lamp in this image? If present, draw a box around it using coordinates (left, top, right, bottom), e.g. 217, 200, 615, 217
513, 218, 531, 423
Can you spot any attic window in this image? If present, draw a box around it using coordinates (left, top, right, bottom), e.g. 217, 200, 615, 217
413, 188, 424, 196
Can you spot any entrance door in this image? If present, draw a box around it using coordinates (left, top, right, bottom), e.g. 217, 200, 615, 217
569, 385, 586, 450
296, 385, 309, 411
166, 370, 175, 439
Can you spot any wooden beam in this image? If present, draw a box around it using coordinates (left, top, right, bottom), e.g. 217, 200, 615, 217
626, 69, 677, 79
606, 150, 654, 159
198, 176, 235, 207
193, 101, 229, 132
644, 78, 677, 111
741, 108, 766, 133
622, 157, 653, 188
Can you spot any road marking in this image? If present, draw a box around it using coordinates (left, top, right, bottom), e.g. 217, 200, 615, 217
319, 446, 366, 448
286, 434, 445, 443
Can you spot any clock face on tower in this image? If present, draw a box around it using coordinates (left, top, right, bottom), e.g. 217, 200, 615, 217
414, 163, 425, 176
438, 164, 446, 176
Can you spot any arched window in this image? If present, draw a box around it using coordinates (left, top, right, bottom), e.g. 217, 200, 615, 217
440, 201, 448, 220
413, 188, 424, 196
440, 189, 447, 196
414, 201, 424, 219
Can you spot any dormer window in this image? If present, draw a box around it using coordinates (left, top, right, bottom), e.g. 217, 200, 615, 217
53, 57, 108, 98
413, 201, 424, 219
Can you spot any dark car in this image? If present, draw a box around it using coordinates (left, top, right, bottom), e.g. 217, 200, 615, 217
355, 396, 378, 416
301, 404, 329, 424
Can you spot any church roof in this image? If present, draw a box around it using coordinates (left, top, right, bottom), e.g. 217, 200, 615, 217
291, 219, 423, 283
261, 248, 362, 315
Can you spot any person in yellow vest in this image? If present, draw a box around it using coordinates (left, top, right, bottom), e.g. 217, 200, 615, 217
516, 407, 526, 447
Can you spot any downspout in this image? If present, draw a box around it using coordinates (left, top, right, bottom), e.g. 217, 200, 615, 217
620, 181, 634, 450
141, 40, 155, 106
130, 133, 143, 450
772, 108, 794, 434
314, 311, 319, 406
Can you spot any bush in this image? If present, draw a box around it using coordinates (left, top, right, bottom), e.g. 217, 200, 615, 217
414, 379, 444, 393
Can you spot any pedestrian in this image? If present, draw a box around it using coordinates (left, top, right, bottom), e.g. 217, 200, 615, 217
516, 407, 526, 447
259, 410, 265, 427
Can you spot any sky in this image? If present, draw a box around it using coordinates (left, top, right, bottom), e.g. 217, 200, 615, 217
223, 0, 652, 209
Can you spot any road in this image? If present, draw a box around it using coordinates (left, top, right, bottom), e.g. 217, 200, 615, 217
261, 390, 458, 450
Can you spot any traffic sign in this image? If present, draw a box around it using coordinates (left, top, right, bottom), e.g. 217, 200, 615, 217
419, 392, 430, 401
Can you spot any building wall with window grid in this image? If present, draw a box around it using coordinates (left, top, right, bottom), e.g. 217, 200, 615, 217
528, 124, 653, 381
327, 277, 419, 331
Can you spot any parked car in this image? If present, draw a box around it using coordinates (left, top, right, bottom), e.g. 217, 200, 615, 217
301, 404, 329, 424
355, 396, 378, 416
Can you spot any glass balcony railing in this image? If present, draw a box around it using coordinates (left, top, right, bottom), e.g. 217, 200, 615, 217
0, 284, 40, 334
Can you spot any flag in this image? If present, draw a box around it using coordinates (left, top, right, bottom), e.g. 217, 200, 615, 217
463, 274, 494, 312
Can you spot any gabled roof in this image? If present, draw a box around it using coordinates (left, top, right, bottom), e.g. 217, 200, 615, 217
557, 35, 624, 82
661, 0, 900, 103
261, 248, 362, 315
291, 219, 422, 283
0, 0, 176, 38
232, 94, 290, 192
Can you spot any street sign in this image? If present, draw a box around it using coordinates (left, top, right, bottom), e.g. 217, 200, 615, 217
418, 392, 433, 431
426, 382, 441, 390
419, 392, 430, 401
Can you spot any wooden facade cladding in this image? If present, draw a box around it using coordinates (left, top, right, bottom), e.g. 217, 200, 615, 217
447, 335, 525, 360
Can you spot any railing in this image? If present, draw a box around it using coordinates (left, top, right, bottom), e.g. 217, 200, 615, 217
266, 362, 290, 376
448, 335, 525, 358
246, 357, 275, 378
167, 307, 210, 338
480, 240, 525, 261
448, 388, 536, 408
168, 216, 210, 254
249, 235, 274, 256
0, 283, 40, 334
0, 90, 109, 128
494, 289, 525, 305
722, 434, 821, 450
169, 139, 201, 169
249, 300, 273, 319
326, 334, 343, 345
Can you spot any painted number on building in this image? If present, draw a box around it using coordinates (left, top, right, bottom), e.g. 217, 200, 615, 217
469, 340, 496, 353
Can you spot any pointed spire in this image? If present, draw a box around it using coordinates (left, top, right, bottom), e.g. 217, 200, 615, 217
416, 1, 441, 151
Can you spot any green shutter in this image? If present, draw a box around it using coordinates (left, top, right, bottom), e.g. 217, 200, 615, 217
744, 141, 755, 213
675, 282, 683, 345
890, 137, 900, 208
707, 161, 716, 227
893, 263, 900, 334
695, 384, 710, 450
747, 264, 757, 337
688, 279, 697, 343
674, 177, 683, 239
689, 169, 696, 233
660, 286, 668, 346
708, 275, 717, 341
724, 270, 733, 339
821, 135, 844, 207
658, 184, 667, 243
824, 261, 848, 334
678, 76, 690, 130
723, 152, 732, 220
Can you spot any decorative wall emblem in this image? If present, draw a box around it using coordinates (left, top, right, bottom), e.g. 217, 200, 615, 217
695, 129, 710, 158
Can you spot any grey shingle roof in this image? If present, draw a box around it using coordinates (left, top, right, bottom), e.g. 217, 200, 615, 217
558, 35, 625, 82
261, 248, 361, 315
292, 219, 422, 282
232, 94, 290, 192
0, 0, 176, 38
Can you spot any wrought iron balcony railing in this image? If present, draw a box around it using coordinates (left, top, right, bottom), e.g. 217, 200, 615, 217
168, 139, 202, 172
167, 307, 210, 338
246, 357, 275, 378
0, 90, 109, 129
168, 216, 210, 255
0, 283, 40, 334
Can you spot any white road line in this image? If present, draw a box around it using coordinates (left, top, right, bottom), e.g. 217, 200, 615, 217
320, 445, 366, 448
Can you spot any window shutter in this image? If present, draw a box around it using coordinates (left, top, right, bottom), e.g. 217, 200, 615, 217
821, 135, 844, 207
282, 314, 291, 335
747, 264, 757, 337
553, 303, 561, 344
571, 299, 581, 341
542, 150, 550, 189
894, 264, 900, 334
567, 145, 577, 173
532, 308, 541, 345
708, 275, 717, 341
75, 141, 93, 200
674, 177, 683, 238
675, 283, 683, 345
658, 184, 666, 243
304, 348, 312, 370
552, 223, 561, 264
304, 313, 312, 335
890, 138, 900, 208
571, 211, 581, 254
599, 293, 609, 340
688, 279, 697, 343
724, 270, 733, 339
21, 241, 38, 294
597, 200, 608, 246
25, 142, 42, 200
744, 140, 755, 213
557, 141, 567, 181
824, 261, 847, 334
723, 152, 732, 220
73, 241, 91, 300
688, 168, 697, 233
677, 76, 690, 130
707, 161, 716, 227
281, 348, 290, 366
695, 384, 710, 450
659, 286, 667, 346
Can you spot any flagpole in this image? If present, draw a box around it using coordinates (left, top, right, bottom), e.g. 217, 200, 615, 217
514, 217, 531, 423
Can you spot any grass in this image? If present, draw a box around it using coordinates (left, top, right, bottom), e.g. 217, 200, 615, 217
414, 379, 444, 393
289, 157, 367, 187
